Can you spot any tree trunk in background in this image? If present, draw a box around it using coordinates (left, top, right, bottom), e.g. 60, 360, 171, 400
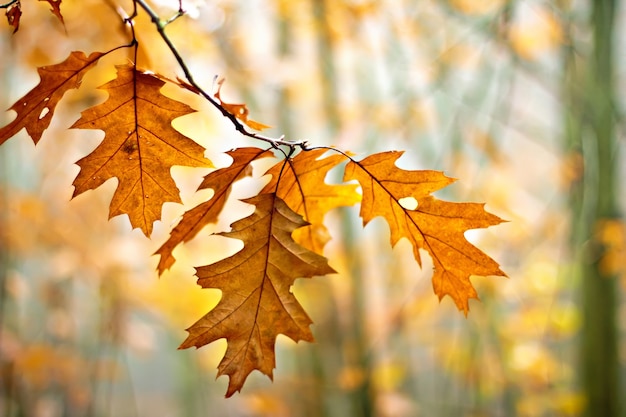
0, 41, 15, 417
311, 1, 374, 415
564, 1, 621, 416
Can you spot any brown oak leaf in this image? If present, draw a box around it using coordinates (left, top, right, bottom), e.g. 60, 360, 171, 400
0, 51, 103, 145
155, 147, 273, 274
71, 65, 212, 236
260, 149, 361, 253
179, 193, 335, 397
344, 151, 506, 314
5, 1, 21, 33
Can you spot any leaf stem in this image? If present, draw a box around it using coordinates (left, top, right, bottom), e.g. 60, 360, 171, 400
131, 0, 308, 152
306, 145, 355, 162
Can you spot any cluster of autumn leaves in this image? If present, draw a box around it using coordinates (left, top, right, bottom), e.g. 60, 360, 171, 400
0, 2, 506, 397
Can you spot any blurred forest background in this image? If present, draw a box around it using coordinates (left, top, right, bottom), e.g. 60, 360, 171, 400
0, 0, 625, 416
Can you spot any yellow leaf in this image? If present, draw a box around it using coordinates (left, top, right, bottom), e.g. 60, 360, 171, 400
260, 149, 361, 253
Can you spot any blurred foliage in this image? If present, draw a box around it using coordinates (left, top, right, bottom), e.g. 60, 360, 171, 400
0, 0, 624, 416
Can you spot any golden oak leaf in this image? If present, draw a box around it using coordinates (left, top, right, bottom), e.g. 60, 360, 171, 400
71, 65, 212, 236
260, 149, 361, 253
179, 193, 335, 397
155, 147, 273, 274
214, 78, 271, 130
0, 51, 103, 145
344, 151, 506, 314
39, 0, 64, 26
5, 1, 21, 33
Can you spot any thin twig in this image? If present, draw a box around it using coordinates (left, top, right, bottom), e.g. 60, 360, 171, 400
131, 0, 307, 151
165, 9, 184, 25
0, 0, 18, 8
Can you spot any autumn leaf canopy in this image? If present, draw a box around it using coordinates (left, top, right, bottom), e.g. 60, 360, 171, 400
0, 0, 507, 398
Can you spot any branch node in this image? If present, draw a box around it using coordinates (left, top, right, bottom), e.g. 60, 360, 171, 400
165, 10, 185, 26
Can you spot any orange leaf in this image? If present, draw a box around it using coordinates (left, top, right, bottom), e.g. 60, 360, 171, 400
215, 78, 271, 130
179, 193, 335, 397
155, 147, 273, 274
260, 149, 361, 253
71, 65, 213, 236
0, 51, 103, 145
344, 151, 506, 314
5, 1, 21, 33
